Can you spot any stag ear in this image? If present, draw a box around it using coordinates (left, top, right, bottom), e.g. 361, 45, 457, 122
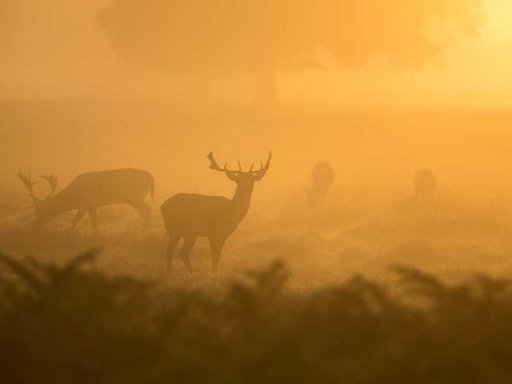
252, 170, 267, 182
225, 171, 239, 183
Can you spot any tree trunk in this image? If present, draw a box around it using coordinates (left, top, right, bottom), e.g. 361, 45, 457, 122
255, 68, 276, 109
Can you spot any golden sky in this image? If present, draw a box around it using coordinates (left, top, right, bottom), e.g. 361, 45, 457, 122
285, 0, 512, 109
0, 0, 511, 109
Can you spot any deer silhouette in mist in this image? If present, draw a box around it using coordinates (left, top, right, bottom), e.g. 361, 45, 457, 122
161, 151, 271, 273
17, 169, 154, 234
306, 161, 335, 206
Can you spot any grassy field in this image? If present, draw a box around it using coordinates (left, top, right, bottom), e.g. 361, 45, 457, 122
3, 101, 512, 288
1, 189, 511, 292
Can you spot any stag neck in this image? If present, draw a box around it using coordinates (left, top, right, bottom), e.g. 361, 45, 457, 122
231, 182, 254, 220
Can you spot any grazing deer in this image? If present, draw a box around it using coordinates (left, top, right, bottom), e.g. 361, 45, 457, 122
161, 151, 271, 273
306, 161, 335, 206
17, 169, 154, 234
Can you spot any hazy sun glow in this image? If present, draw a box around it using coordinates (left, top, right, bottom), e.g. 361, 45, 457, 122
0, 0, 510, 109
283, 0, 512, 109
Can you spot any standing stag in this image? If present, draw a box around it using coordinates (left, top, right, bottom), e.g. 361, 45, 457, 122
307, 161, 335, 206
17, 169, 154, 234
161, 151, 271, 273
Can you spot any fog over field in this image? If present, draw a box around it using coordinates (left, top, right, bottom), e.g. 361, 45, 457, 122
2, 1, 512, 383
2, 101, 512, 287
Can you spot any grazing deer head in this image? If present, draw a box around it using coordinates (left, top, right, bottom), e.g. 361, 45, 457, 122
17, 170, 58, 222
161, 151, 272, 273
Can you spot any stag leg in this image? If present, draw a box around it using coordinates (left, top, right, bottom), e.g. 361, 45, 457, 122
209, 236, 226, 273
180, 236, 196, 274
166, 235, 180, 274
89, 209, 99, 236
71, 209, 86, 229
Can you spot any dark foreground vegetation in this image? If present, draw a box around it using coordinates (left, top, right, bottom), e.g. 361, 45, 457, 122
1, 251, 512, 384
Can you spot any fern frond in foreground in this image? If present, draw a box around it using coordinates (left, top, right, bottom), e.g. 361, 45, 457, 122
1, 251, 512, 384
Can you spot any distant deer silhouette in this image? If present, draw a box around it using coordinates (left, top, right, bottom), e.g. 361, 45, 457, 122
306, 161, 335, 206
414, 169, 437, 203
17, 169, 154, 234
161, 151, 271, 273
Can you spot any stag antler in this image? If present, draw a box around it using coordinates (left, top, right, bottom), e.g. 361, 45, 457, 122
17, 170, 38, 204
251, 151, 272, 174
207, 152, 238, 173
39, 174, 58, 198
208, 151, 272, 176
208, 152, 225, 172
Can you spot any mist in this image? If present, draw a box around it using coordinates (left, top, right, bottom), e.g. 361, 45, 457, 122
2, 0, 511, 276
2, 1, 512, 383
1, 0, 510, 107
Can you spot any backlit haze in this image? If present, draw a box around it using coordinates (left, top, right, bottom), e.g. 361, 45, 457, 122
4, 4, 512, 382
0, 0, 509, 108
1, 0, 512, 284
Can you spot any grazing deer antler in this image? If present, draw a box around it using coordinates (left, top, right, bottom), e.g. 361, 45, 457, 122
17, 170, 38, 204
40, 174, 58, 198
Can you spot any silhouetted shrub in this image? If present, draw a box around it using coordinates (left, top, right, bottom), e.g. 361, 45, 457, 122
1, 251, 512, 383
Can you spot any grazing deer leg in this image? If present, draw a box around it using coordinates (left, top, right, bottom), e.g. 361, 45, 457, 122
166, 235, 180, 273
180, 236, 196, 274
89, 209, 99, 235
209, 236, 226, 273
71, 209, 86, 229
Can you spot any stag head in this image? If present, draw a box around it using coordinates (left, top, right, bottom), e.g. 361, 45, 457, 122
207, 151, 271, 183
17, 170, 58, 208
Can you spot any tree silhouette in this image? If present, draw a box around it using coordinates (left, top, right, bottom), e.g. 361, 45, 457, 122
98, 0, 484, 107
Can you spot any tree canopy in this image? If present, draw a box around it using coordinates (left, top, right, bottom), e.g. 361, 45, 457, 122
98, 0, 484, 104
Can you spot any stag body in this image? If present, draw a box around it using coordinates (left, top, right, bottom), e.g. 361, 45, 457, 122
18, 169, 154, 233
161, 152, 271, 273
